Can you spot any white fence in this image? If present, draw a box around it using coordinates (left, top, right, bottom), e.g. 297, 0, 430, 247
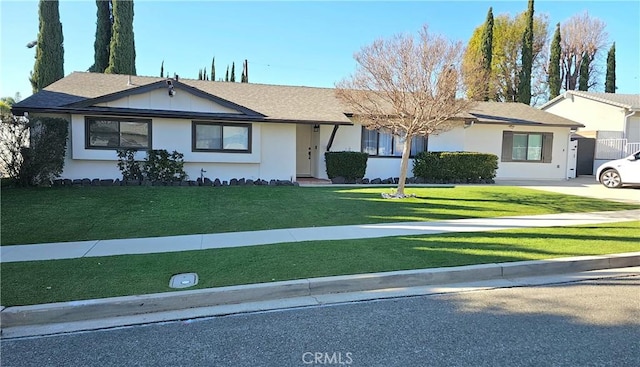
595, 138, 640, 160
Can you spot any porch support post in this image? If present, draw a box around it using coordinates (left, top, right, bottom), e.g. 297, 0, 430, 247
326, 125, 340, 152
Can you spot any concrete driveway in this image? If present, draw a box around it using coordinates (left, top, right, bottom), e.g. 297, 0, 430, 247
495, 176, 640, 204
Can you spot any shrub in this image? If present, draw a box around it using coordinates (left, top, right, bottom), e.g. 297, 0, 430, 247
413, 151, 498, 182
143, 149, 187, 182
325, 152, 368, 180
117, 149, 187, 182
116, 149, 144, 181
18, 117, 69, 186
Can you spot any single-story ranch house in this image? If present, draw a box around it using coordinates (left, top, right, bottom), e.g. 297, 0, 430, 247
12, 72, 583, 182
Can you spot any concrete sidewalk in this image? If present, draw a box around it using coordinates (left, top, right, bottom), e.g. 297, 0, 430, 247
2, 209, 640, 263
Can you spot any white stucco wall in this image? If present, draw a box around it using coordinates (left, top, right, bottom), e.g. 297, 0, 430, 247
466, 123, 571, 180
61, 112, 295, 181
542, 94, 627, 132
428, 124, 467, 151
626, 115, 640, 142
327, 121, 572, 181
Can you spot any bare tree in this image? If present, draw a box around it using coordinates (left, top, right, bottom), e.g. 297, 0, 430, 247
336, 25, 475, 197
560, 11, 608, 91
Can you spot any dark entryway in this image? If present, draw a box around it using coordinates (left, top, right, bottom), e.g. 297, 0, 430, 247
574, 138, 595, 176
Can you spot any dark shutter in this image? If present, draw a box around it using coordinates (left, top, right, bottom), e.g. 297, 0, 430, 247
542, 133, 553, 163
501, 131, 513, 162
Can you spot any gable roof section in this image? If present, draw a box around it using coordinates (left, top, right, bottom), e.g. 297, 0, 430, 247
470, 102, 583, 128
540, 90, 640, 111
65, 79, 264, 117
13, 72, 353, 124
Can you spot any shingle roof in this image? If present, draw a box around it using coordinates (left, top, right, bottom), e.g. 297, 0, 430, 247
470, 101, 583, 127
14, 72, 352, 124
540, 90, 640, 110
13, 72, 582, 128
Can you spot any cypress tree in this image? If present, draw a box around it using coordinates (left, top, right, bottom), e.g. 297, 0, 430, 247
90, 0, 112, 72
605, 43, 616, 93
230, 62, 236, 82
30, 0, 64, 93
160, 60, 164, 77
548, 23, 561, 99
480, 7, 493, 101
105, 0, 136, 75
517, 0, 534, 104
225, 66, 229, 82
578, 52, 590, 91
203, 67, 208, 81
198, 69, 202, 80
211, 57, 216, 81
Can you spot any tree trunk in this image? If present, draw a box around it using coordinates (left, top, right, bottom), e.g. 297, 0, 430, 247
396, 135, 413, 197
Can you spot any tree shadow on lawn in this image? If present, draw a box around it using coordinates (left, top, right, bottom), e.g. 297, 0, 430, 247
2, 224, 638, 307
333, 188, 637, 217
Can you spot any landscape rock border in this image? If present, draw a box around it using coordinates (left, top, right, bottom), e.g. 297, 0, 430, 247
50, 178, 299, 188
330, 176, 495, 185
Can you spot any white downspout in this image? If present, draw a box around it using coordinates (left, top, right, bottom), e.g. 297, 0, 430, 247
623, 109, 635, 155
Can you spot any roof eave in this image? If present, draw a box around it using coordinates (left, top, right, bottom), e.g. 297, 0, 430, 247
474, 120, 585, 128
10, 106, 353, 125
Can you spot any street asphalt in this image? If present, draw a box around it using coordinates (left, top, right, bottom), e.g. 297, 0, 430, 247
2, 272, 638, 366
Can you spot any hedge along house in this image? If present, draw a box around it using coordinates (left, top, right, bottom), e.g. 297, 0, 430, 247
12, 72, 583, 182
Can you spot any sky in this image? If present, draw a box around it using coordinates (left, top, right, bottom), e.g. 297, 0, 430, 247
1, 0, 639, 102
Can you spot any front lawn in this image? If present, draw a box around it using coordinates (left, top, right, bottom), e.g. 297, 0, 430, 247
2, 221, 638, 306
1, 186, 637, 245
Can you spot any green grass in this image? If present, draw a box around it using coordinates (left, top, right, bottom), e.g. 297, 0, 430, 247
2, 186, 638, 245
1, 221, 639, 306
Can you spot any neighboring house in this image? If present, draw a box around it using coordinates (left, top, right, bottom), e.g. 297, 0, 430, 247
12, 72, 583, 182
541, 91, 640, 175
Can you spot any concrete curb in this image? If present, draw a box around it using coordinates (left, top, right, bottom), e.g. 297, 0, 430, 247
2, 252, 639, 331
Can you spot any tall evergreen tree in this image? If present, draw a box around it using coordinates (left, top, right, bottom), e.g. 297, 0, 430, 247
203, 67, 208, 81
548, 23, 562, 99
160, 60, 164, 77
105, 0, 136, 75
578, 52, 590, 91
230, 62, 236, 82
241, 59, 249, 83
30, 0, 64, 93
480, 7, 493, 101
198, 69, 203, 80
225, 66, 229, 82
517, 0, 534, 104
605, 43, 616, 93
211, 57, 216, 81
90, 0, 112, 72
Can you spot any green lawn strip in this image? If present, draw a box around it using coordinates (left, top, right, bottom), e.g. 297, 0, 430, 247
2, 186, 638, 245
2, 221, 638, 307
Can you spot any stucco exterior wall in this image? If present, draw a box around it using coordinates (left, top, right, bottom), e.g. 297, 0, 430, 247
542, 94, 627, 132
467, 124, 571, 180
626, 115, 640, 142
61, 113, 294, 181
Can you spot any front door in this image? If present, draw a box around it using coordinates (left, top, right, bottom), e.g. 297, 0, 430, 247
296, 125, 312, 177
